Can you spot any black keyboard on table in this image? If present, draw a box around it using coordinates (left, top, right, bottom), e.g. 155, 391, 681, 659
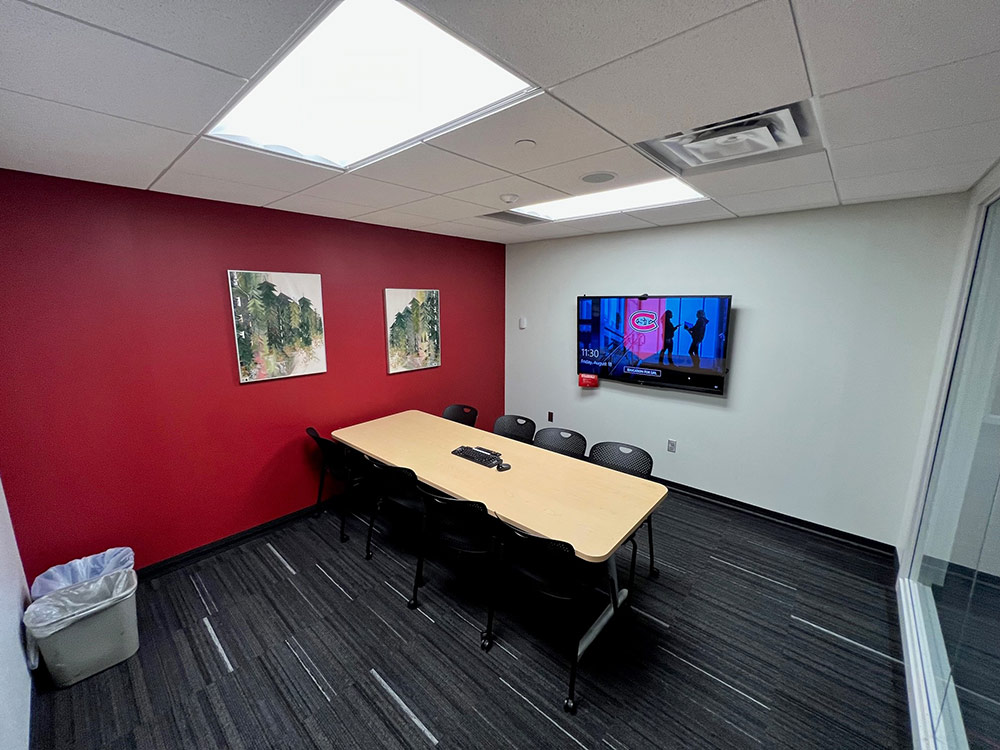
451, 445, 502, 467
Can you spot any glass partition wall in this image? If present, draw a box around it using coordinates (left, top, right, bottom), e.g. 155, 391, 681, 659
901, 200, 1000, 749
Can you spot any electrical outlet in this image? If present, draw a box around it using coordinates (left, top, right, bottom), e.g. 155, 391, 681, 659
547, 411, 554, 422
667, 439, 677, 453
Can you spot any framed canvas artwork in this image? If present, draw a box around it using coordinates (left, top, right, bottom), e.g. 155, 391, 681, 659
229, 270, 327, 383
385, 289, 440, 374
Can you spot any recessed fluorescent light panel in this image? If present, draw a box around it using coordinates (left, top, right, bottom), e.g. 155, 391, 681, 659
510, 178, 705, 221
210, 0, 533, 168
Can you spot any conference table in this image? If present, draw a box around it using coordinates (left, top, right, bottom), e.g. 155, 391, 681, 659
331, 410, 668, 671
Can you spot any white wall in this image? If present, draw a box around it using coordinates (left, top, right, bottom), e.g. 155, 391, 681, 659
0, 476, 30, 750
505, 196, 969, 546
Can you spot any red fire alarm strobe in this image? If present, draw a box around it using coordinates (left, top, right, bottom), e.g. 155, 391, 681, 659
579, 373, 599, 388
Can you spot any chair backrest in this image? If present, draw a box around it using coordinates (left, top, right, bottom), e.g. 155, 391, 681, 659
426, 495, 495, 554
500, 522, 579, 601
493, 414, 536, 443
365, 457, 419, 498
307, 427, 369, 481
588, 441, 653, 478
307, 426, 346, 475
443, 403, 478, 426
533, 427, 587, 458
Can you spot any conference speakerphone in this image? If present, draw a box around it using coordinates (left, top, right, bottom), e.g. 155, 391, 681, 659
452, 445, 511, 471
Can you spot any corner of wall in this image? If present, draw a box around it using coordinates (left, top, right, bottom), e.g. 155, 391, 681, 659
896, 188, 996, 567
0, 476, 32, 750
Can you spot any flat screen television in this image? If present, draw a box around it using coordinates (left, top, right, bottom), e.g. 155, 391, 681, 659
578, 295, 732, 395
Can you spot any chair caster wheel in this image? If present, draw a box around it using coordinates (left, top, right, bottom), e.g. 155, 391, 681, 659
481, 637, 493, 651
563, 698, 577, 714
649, 567, 660, 578
339, 534, 349, 543
364, 552, 373, 560
407, 598, 419, 610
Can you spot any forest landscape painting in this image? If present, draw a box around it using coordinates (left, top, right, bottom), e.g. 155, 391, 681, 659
229, 270, 326, 383
385, 289, 440, 374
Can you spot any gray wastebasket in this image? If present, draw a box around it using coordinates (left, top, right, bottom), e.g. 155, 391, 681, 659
23, 569, 139, 687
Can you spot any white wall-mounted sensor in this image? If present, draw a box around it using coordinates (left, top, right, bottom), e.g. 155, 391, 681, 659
518, 316, 527, 330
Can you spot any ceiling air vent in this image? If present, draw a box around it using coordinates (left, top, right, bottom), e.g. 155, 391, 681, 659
636, 101, 821, 175
481, 211, 549, 225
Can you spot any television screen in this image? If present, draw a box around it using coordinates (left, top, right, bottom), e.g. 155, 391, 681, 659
578, 295, 732, 395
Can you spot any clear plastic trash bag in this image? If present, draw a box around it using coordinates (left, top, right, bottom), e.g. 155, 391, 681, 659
30, 547, 134, 600
23, 569, 138, 642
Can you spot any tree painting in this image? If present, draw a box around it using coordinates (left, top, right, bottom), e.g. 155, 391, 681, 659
385, 289, 441, 374
229, 270, 326, 383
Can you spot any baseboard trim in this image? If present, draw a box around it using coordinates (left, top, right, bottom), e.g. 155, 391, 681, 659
653, 476, 897, 560
137, 503, 325, 580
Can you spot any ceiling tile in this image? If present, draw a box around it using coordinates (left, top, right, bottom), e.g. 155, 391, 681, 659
30, 0, 328, 78
173, 138, 339, 192
556, 213, 657, 233
428, 94, 622, 173
0, 89, 191, 189
351, 209, 440, 229
395, 195, 493, 221
0, 0, 246, 133
627, 200, 736, 226
303, 173, 432, 209
820, 52, 1000, 149
267, 193, 372, 220
508, 222, 590, 241
352, 144, 507, 194
523, 148, 669, 195
406, 0, 756, 86
453, 214, 587, 241
685, 152, 833, 198
550, 0, 811, 142
716, 182, 839, 216
422, 221, 520, 243
829, 120, 1000, 181
445, 175, 568, 210
792, 0, 1000, 95
453, 215, 531, 231
151, 169, 288, 206
837, 160, 993, 204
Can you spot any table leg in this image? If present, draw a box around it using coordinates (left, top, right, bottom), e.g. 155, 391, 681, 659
576, 557, 629, 662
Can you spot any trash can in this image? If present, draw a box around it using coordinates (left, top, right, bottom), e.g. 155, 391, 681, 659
30, 546, 134, 600
23, 569, 139, 687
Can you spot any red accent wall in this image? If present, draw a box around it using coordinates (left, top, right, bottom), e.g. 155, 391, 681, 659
0, 169, 506, 581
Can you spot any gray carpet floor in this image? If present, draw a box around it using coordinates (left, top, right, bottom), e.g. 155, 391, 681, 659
30, 490, 910, 749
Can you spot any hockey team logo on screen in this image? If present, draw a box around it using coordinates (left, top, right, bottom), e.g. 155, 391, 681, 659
628, 310, 658, 332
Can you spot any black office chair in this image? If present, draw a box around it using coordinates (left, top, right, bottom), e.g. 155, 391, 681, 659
589, 442, 659, 577
443, 403, 478, 426
533, 427, 587, 458
408, 494, 498, 649
493, 414, 536, 443
305, 427, 367, 543
498, 522, 634, 713
362, 459, 426, 563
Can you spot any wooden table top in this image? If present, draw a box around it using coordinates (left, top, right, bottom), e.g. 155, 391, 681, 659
332, 410, 667, 562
